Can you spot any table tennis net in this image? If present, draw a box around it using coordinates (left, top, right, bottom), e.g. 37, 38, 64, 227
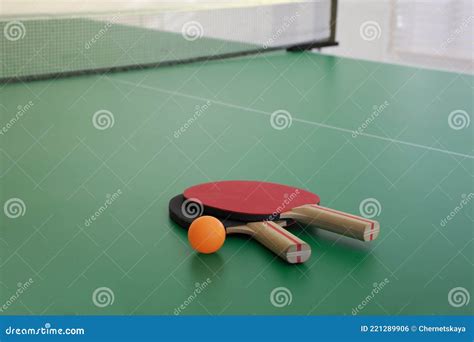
0, 1, 336, 82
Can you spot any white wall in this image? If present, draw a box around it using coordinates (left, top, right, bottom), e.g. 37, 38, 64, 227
323, 0, 473, 74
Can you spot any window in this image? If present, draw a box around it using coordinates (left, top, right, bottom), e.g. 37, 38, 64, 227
391, 0, 473, 61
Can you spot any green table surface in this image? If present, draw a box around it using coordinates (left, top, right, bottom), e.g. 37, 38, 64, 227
0, 51, 473, 316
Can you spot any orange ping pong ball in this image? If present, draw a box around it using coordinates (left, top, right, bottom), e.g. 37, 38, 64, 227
188, 216, 226, 254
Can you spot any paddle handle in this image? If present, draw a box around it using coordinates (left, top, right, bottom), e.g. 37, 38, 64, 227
289, 205, 380, 241
246, 221, 311, 264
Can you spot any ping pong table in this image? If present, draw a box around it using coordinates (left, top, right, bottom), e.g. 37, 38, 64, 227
0, 17, 472, 316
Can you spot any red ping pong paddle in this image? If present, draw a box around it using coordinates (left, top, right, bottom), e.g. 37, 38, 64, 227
169, 194, 311, 263
183, 181, 380, 241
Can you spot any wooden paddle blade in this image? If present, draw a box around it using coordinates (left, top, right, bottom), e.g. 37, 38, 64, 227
246, 221, 311, 264
289, 205, 380, 241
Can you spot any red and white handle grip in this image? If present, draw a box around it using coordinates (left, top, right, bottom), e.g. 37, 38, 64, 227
286, 204, 380, 241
